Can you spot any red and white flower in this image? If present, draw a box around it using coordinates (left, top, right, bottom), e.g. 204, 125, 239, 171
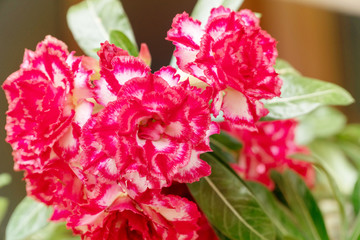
81, 56, 218, 196
68, 184, 201, 240
222, 120, 315, 189
167, 7, 282, 130
2, 36, 94, 171
25, 158, 85, 220
94, 41, 151, 106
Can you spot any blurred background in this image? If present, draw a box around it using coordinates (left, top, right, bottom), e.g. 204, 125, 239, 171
0, 0, 359, 238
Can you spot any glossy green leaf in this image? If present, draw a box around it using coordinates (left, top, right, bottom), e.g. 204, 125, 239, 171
188, 153, 276, 240
349, 213, 360, 240
6, 197, 53, 240
309, 140, 357, 195
264, 60, 354, 119
210, 142, 238, 165
0, 172, 11, 188
109, 30, 138, 56
209, 132, 242, 166
352, 177, 360, 215
291, 153, 348, 239
336, 124, 360, 170
336, 141, 360, 170
0, 197, 9, 226
274, 59, 301, 76
213, 227, 233, 240
271, 170, 329, 240
29, 222, 80, 240
295, 106, 346, 145
191, 0, 244, 23
337, 124, 360, 142
211, 131, 242, 151
246, 181, 305, 240
67, 0, 136, 58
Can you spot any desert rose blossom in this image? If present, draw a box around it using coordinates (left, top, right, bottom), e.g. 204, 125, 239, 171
161, 182, 219, 240
94, 41, 151, 106
167, 7, 282, 131
2, 36, 95, 171
67, 183, 201, 240
2, 36, 96, 220
222, 120, 315, 189
24, 158, 86, 221
80, 54, 218, 197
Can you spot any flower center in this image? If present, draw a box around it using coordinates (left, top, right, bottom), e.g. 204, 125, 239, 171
138, 117, 165, 141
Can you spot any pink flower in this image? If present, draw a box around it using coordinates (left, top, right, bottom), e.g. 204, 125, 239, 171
94, 41, 151, 106
2, 36, 94, 171
222, 120, 315, 189
196, 213, 219, 240
80, 60, 218, 196
161, 183, 219, 240
67, 184, 201, 240
24, 158, 85, 220
167, 7, 282, 130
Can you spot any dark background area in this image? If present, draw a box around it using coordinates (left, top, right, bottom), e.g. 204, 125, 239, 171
0, 0, 359, 238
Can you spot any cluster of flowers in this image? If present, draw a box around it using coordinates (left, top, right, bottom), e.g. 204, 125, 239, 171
3, 6, 314, 239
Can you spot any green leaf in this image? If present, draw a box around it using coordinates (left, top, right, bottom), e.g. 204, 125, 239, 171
29, 222, 80, 240
188, 153, 276, 240
349, 213, 360, 240
210, 131, 242, 151
246, 181, 305, 240
6, 197, 53, 240
336, 141, 360, 170
191, 0, 244, 23
336, 124, 360, 170
295, 106, 346, 145
210, 142, 238, 165
337, 124, 360, 143
213, 227, 233, 240
263, 60, 354, 119
352, 177, 360, 216
309, 140, 357, 195
274, 59, 301, 76
0, 197, 9, 226
0, 172, 11, 188
271, 170, 330, 240
209, 131, 241, 167
109, 30, 138, 56
292, 153, 349, 236
293, 154, 348, 239
67, 0, 136, 58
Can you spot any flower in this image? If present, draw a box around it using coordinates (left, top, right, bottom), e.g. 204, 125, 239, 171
94, 41, 151, 106
3, 38, 219, 238
67, 184, 201, 240
80, 45, 218, 195
24, 158, 85, 220
2, 36, 95, 220
167, 7, 282, 131
2, 36, 94, 171
222, 120, 315, 189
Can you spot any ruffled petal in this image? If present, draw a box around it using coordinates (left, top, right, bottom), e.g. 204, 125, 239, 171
166, 12, 204, 49
69, 187, 201, 240
222, 88, 267, 131
3, 35, 95, 171
154, 66, 180, 87
167, 7, 282, 130
224, 119, 315, 189
96, 42, 151, 103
